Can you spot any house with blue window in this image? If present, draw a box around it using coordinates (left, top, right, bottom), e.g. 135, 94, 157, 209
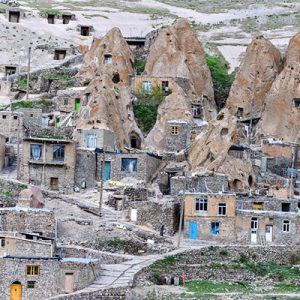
184, 192, 236, 242
20, 135, 76, 192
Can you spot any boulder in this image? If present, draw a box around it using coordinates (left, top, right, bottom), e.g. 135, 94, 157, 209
257, 33, 300, 143
226, 35, 282, 119
76, 28, 143, 150
188, 109, 255, 191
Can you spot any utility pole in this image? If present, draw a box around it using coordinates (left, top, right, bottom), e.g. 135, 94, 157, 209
99, 149, 106, 217
177, 173, 187, 248
16, 115, 21, 180
26, 47, 31, 100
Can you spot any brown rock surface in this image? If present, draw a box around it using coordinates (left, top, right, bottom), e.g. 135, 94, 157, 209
188, 109, 255, 191
145, 19, 216, 151
226, 35, 282, 118
76, 28, 143, 150
257, 33, 300, 143
18, 187, 45, 208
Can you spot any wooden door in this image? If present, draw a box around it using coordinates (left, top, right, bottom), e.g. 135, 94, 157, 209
265, 225, 273, 243
10, 283, 22, 300
50, 177, 58, 191
64, 273, 74, 294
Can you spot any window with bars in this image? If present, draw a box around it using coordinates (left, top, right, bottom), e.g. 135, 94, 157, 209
195, 198, 208, 212
171, 126, 179, 135
26, 265, 40, 276
218, 203, 226, 215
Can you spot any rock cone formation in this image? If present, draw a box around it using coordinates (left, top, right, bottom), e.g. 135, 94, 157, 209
226, 35, 282, 119
257, 32, 300, 143
145, 19, 216, 151
188, 109, 255, 191
76, 28, 143, 150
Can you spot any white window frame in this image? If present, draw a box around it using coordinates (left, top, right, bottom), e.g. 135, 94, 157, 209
218, 203, 227, 216
282, 220, 290, 232
195, 198, 208, 212
251, 217, 258, 230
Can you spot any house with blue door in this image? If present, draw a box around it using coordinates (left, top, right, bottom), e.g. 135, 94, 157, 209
184, 192, 236, 242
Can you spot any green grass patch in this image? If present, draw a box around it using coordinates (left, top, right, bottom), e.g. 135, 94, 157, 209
0, 191, 13, 197
205, 54, 235, 109
183, 280, 251, 296
42, 73, 75, 81
11, 99, 54, 111
41, 9, 61, 15
272, 283, 300, 293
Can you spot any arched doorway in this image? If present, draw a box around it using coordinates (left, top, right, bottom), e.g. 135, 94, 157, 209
129, 132, 141, 149
10, 281, 22, 300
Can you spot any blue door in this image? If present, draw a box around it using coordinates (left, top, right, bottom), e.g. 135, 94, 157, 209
103, 161, 111, 181
189, 221, 198, 240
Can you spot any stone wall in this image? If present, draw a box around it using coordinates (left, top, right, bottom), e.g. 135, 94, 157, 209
0, 257, 61, 300
170, 174, 228, 196
17, 108, 43, 128
0, 111, 24, 143
129, 199, 180, 235
11, 238, 53, 257
0, 179, 28, 207
75, 148, 96, 189
97, 152, 162, 183
166, 121, 190, 152
0, 208, 56, 238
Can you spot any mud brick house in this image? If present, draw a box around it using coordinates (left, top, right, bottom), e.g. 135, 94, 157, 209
96, 150, 162, 183
0, 111, 23, 143
21, 135, 76, 192
184, 192, 236, 242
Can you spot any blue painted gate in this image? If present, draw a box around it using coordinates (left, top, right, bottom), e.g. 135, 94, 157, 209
103, 161, 111, 181
189, 221, 198, 240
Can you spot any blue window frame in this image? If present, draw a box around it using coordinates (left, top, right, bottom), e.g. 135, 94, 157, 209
121, 158, 137, 172
53, 145, 65, 162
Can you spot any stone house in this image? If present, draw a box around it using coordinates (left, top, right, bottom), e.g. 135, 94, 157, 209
77, 128, 115, 151
184, 192, 300, 245
132, 75, 175, 95
0, 111, 23, 143
55, 87, 85, 113
21, 136, 76, 192
0, 257, 101, 300
96, 150, 162, 183
184, 192, 236, 242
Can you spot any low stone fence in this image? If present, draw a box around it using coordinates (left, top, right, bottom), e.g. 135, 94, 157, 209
0, 178, 28, 206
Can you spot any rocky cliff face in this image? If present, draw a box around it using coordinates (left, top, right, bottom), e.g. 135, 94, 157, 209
145, 19, 216, 151
76, 28, 143, 150
188, 109, 255, 191
226, 35, 282, 119
257, 32, 300, 143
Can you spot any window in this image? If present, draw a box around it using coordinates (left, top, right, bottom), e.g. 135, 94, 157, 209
252, 202, 263, 210
211, 222, 220, 236
171, 126, 179, 135
195, 198, 208, 212
283, 220, 290, 232
5, 66, 16, 76
86, 134, 97, 148
2, 115, 6, 119
236, 107, 244, 118
218, 203, 226, 215
27, 281, 36, 288
13, 116, 18, 120
42, 116, 48, 128
30, 113, 34, 118
251, 217, 258, 230
53, 145, 65, 162
26, 265, 40, 276
81, 26, 90, 36
281, 203, 291, 212
54, 50, 67, 60
30, 144, 42, 161
162, 81, 169, 95
142, 80, 152, 94
104, 54, 112, 64
64, 98, 69, 105
292, 99, 300, 107
192, 105, 201, 118
121, 158, 137, 172
0, 238, 5, 247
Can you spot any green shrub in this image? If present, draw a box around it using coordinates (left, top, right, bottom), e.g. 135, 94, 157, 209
133, 105, 157, 133
134, 60, 146, 75
239, 253, 248, 264
42, 73, 75, 81
288, 251, 300, 265
219, 249, 228, 256
41, 9, 61, 15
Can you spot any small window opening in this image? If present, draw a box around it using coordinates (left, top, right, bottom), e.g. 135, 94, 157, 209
281, 202, 291, 212
236, 107, 244, 118
62, 15, 71, 24
13, 116, 18, 120
195, 198, 208, 212
112, 72, 120, 84
2, 115, 6, 119
26, 265, 40, 276
192, 104, 201, 118
54, 49, 67, 60
292, 98, 300, 107
251, 217, 258, 230
47, 14, 55, 24
141, 80, 152, 94
9, 11, 20, 23
218, 203, 226, 215
162, 81, 169, 95
5, 66, 16, 76
80, 26, 90, 36
104, 54, 112, 64
282, 220, 290, 232
64, 98, 69, 105
171, 126, 179, 135
27, 281, 36, 288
